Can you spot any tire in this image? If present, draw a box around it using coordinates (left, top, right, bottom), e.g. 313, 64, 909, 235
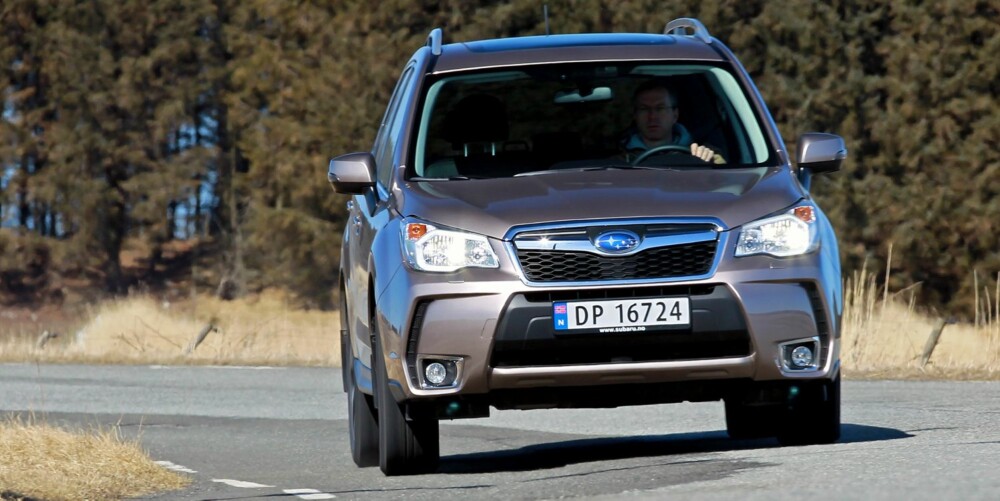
724, 399, 779, 440
346, 314, 379, 467
373, 315, 439, 475
776, 375, 841, 446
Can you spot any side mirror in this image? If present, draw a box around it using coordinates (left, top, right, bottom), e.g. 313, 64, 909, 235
796, 133, 847, 174
328, 152, 376, 194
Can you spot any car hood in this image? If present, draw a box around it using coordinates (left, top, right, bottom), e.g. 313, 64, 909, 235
396, 167, 805, 239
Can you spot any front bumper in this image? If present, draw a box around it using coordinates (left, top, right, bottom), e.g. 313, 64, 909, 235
372, 228, 841, 407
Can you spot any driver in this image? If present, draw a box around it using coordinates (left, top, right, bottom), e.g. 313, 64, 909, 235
622, 80, 724, 164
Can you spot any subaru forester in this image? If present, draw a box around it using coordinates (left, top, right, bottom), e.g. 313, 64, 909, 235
329, 18, 847, 476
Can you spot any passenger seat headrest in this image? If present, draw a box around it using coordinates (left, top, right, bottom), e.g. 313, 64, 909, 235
443, 94, 509, 149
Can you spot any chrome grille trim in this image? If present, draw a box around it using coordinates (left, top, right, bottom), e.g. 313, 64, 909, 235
514, 229, 717, 256
503, 218, 728, 287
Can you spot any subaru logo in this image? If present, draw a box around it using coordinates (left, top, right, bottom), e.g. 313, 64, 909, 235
594, 230, 640, 253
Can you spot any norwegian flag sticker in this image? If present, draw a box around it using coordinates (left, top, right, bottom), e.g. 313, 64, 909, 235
553, 302, 568, 330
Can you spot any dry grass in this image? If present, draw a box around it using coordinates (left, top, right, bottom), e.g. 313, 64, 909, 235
0, 290, 341, 366
0, 414, 189, 501
842, 256, 999, 380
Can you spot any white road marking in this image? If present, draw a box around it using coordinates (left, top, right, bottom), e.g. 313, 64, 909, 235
154, 460, 332, 498
211, 479, 276, 488
284, 489, 336, 500
155, 460, 197, 473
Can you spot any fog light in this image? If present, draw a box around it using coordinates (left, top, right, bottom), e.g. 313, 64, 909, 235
791, 346, 814, 367
425, 362, 447, 385
778, 336, 821, 371
418, 357, 461, 388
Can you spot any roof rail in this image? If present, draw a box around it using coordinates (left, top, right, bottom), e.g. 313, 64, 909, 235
664, 18, 712, 44
427, 28, 443, 56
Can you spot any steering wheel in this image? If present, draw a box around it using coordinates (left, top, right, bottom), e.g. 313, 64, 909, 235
632, 144, 706, 166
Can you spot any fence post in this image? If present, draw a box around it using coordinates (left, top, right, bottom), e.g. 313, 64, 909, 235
185, 320, 218, 355
35, 330, 58, 349
920, 318, 948, 367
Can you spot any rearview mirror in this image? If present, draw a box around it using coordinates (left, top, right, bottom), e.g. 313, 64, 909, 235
327, 152, 376, 194
554, 87, 613, 104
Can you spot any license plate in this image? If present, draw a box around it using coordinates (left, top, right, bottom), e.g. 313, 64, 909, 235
553, 298, 690, 333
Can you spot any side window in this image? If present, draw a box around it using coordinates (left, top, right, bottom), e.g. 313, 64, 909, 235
374, 67, 415, 189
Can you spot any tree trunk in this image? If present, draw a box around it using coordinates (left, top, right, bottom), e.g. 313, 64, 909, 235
17, 156, 30, 229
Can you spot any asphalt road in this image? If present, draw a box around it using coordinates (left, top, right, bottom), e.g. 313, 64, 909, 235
2, 363, 998, 500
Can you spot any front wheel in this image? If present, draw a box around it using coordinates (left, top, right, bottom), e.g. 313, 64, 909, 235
724, 399, 779, 440
776, 375, 841, 446
347, 344, 379, 467
373, 314, 440, 475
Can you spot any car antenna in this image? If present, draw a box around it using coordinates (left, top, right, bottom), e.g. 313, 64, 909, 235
543, 4, 550, 35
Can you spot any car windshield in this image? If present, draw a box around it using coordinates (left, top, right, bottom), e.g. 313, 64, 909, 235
411, 62, 776, 180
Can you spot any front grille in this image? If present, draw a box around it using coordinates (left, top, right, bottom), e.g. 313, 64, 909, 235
517, 241, 716, 282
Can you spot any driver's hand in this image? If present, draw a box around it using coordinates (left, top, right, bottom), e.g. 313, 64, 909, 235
690, 143, 716, 162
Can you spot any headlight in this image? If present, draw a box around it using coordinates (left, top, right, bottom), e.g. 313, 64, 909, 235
735, 206, 818, 257
400, 218, 499, 272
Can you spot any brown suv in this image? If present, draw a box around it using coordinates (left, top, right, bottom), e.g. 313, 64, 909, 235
329, 18, 847, 476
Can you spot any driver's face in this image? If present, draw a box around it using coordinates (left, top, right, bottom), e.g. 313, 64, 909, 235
633, 88, 678, 146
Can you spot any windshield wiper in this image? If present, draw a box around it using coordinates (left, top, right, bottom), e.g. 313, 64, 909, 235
513, 164, 658, 177
410, 175, 472, 181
